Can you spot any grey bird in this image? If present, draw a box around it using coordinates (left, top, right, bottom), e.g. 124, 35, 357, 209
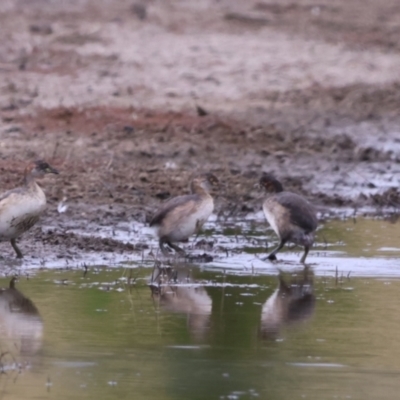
260, 267, 315, 339
150, 173, 219, 256
259, 173, 318, 263
0, 160, 59, 258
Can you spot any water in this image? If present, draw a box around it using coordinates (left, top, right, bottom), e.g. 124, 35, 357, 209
1, 217, 400, 399
1, 269, 400, 399
35, 213, 400, 276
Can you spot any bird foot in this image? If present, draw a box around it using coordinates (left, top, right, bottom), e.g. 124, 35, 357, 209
262, 253, 277, 262
187, 253, 213, 263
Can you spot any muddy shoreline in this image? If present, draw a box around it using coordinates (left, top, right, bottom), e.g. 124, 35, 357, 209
0, 0, 399, 262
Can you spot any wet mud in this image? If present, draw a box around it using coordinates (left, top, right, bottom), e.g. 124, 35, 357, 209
0, 0, 399, 262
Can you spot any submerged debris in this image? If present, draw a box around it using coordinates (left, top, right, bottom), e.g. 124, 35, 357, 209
369, 188, 400, 208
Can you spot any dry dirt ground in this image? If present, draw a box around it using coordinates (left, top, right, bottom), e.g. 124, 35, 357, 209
0, 0, 400, 261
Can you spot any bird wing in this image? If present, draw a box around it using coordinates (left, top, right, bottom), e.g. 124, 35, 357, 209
274, 192, 318, 233
0, 187, 25, 203
150, 195, 199, 227
0, 188, 28, 216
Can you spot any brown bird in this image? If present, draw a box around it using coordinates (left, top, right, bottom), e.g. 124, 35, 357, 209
259, 173, 317, 263
0, 160, 59, 258
0, 277, 43, 357
150, 173, 219, 256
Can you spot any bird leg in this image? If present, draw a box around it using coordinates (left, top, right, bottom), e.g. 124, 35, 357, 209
159, 239, 172, 256
263, 240, 286, 261
159, 239, 186, 257
167, 241, 186, 257
10, 239, 23, 259
300, 246, 310, 264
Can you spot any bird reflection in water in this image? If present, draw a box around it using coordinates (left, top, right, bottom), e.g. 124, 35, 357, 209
260, 267, 315, 340
149, 265, 212, 340
0, 277, 43, 365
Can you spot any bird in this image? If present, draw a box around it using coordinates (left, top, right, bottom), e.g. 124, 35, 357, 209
150, 173, 219, 256
149, 266, 212, 340
259, 173, 318, 263
260, 267, 315, 339
0, 276, 43, 357
0, 160, 59, 258
0, 277, 40, 314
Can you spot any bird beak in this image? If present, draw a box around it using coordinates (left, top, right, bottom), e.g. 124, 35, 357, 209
47, 166, 59, 175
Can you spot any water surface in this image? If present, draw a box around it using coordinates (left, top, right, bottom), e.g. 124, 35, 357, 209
1, 265, 399, 400
33, 216, 400, 276
1, 217, 400, 399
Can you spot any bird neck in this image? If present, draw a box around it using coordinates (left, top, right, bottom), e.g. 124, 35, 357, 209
9, 278, 16, 289
190, 181, 210, 197
23, 168, 43, 192
271, 180, 284, 193
23, 167, 36, 187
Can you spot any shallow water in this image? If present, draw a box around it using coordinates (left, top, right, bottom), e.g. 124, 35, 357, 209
26, 215, 400, 276
1, 217, 400, 399
1, 267, 400, 400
